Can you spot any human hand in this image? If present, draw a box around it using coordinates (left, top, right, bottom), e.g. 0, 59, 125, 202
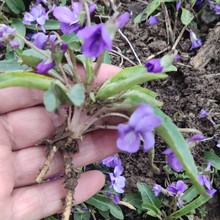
0, 64, 120, 220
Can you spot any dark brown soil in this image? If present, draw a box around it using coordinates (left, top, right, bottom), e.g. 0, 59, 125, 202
109, 0, 220, 219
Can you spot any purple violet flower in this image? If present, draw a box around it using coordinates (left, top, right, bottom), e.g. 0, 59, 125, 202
116, 12, 131, 28
167, 180, 187, 207
167, 180, 187, 195
199, 109, 216, 125
109, 165, 126, 193
89, 3, 97, 14
0, 24, 19, 48
147, 15, 158, 25
189, 29, 202, 50
176, 0, 182, 10
23, 4, 48, 32
36, 0, 47, 4
77, 23, 112, 58
60, 42, 68, 53
31, 32, 56, 49
117, 103, 161, 153
113, 194, 120, 204
187, 134, 205, 142
106, 192, 120, 204
36, 59, 55, 74
199, 109, 209, 118
163, 148, 184, 172
208, 1, 220, 14
198, 174, 216, 196
153, 184, 162, 196
53, 2, 82, 34
144, 58, 163, 73
102, 154, 122, 168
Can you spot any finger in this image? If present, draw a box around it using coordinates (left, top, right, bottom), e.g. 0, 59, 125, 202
0, 88, 43, 114
0, 64, 121, 114
0, 106, 63, 150
0, 144, 14, 199
14, 129, 118, 188
12, 171, 105, 220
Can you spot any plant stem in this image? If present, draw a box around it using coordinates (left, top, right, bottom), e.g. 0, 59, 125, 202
68, 49, 81, 83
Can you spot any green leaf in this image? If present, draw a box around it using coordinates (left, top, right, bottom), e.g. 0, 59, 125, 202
74, 211, 91, 220
134, 0, 161, 24
121, 88, 163, 107
163, 64, 177, 72
137, 183, 161, 215
11, 19, 26, 49
154, 107, 207, 195
0, 71, 55, 90
123, 193, 143, 211
97, 66, 167, 100
43, 89, 60, 112
168, 195, 210, 219
61, 0, 67, 5
67, 83, 85, 106
86, 194, 124, 220
5, 0, 25, 14
0, 59, 29, 72
181, 8, 194, 26
20, 49, 50, 67
26, 20, 60, 30
76, 55, 93, 83
204, 151, 220, 170
43, 81, 69, 112
181, 186, 199, 205
61, 33, 82, 52
98, 210, 110, 219
103, 51, 111, 64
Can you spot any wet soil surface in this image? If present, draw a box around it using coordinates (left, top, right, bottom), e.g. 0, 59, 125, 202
107, 0, 220, 219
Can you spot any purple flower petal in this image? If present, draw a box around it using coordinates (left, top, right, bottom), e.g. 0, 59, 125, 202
145, 58, 163, 73
187, 134, 205, 142
102, 155, 122, 168
147, 15, 158, 25
129, 103, 154, 127
109, 166, 126, 193
77, 24, 112, 58
117, 12, 131, 28
199, 109, 209, 118
176, 0, 182, 10
89, 3, 97, 14
135, 114, 161, 133
9, 40, 19, 48
153, 184, 162, 196
167, 180, 187, 195
163, 148, 184, 172
71, 2, 83, 14
117, 124, 140, 153
189, 29, 202, 50
60, 22, 81, 34
36, 59, 55, 74
117, 103, 161, 153
206, 188, 217, 196
142, 132, 155, 152
53, 6, 77, 23
113, 194, 120, 204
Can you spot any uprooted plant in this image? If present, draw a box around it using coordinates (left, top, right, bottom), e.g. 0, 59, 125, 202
0, 0, 217, 219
